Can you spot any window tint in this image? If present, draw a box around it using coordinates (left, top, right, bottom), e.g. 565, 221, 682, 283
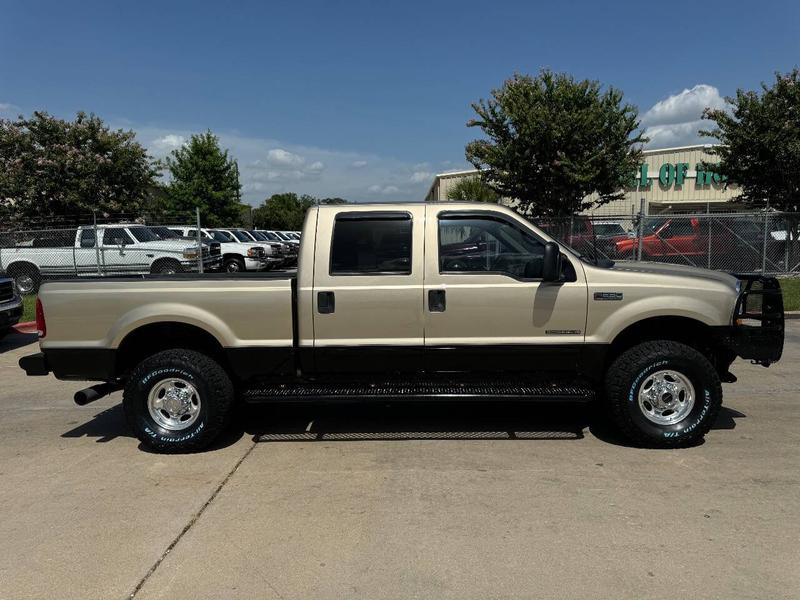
103, 227, 133, 245
330, 215, 412, 275
438, 216, 545, 278
80, 228, 96, 248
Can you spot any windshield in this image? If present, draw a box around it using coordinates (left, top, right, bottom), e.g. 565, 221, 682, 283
275, 232, 291, 241
128, 227, 160, 243
262, 231, 280, 241
150, 226, 180, 240
227, 230, 251, 242
288, 232, 300, 240
211, 230, 234, 242
593, 224, 625, 236
249, 230, 268, 241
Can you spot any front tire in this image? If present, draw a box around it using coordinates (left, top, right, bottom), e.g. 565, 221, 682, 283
151, 258, 182, 274
224, 257, 245, 272
123, 349, 234, 453
605, 340, 722, 448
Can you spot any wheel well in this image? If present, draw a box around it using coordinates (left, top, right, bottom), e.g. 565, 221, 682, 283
116, 322, 228, 378
6, 261, 39, 276
606, 316, 733, 375
223, 253, 243, 261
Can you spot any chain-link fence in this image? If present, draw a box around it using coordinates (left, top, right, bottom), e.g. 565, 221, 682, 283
536, 211, 800, 276
0, 212, 301, 294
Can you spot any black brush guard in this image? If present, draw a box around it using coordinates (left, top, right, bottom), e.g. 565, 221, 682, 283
718, 274, 785, 365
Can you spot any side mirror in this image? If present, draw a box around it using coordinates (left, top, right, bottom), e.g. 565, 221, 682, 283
542, 241, 562, 282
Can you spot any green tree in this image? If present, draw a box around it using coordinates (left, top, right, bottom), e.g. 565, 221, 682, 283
446, 175, 500, 203
702, 68, 800, 213
465, 70, 646, 217
162, 131, 242, 227
319, 197, 349, 205
0, 111, 158, 225
253, 193, 316, 230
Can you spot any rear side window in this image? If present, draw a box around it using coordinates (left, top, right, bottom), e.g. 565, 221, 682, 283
80, 229, 96, 248
330, 213, 412, 275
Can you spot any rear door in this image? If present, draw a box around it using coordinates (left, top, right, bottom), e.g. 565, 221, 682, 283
311, 206, 425, 374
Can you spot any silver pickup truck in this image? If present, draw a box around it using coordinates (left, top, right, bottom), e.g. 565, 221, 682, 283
19, 203, 784, 452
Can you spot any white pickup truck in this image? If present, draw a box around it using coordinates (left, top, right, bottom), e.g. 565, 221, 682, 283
0, 224, 222, 294
170, 227, 282, 272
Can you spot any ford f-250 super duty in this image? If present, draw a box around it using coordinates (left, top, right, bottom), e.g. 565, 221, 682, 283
19, 203, 784, 452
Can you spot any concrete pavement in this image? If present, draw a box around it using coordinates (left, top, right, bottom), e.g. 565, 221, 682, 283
0, 328, 798, 599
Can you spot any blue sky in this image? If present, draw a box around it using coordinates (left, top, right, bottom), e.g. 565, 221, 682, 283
2, 0, 798, 204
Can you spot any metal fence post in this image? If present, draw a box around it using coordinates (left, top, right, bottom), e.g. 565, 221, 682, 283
93, 211, 102, 275
762, 206, 769, 274
707, 203, 712, 269
636, 197, 645, 261
196, 207, 204, 274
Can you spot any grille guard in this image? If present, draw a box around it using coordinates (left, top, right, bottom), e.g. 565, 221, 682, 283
725, 274, 785, 365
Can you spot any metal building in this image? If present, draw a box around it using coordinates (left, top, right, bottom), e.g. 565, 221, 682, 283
425, 145, 741, 216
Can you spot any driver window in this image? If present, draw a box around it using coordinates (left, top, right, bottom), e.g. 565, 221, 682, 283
438, 216, 545, 278
103, 227, 133, 246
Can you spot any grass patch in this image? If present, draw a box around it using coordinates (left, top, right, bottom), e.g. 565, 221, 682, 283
21, 294, 37, 322
779, 278, 800, 312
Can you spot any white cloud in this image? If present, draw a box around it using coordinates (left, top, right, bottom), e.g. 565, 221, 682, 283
368, 184, 400, 195
0, 102, 20, 116
410, 170, 433, 183
266, 148, 305, 167
641, 84, 728, 148
151, 134, 186, 152
131, 124, 431, 204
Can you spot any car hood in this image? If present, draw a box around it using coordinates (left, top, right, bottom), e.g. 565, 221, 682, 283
604, 260, 739, 291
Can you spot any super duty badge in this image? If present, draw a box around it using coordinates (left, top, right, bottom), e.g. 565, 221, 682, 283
594, 292, 623, 301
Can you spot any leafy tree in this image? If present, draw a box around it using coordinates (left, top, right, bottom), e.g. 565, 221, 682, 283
0, 111, 158, 225
465, 70, 646, 217
319, 197, 349, 205
702, 68, 800, 213
162, 131, 242, 227
446, 175, 500, 203
253, 193, 316, 230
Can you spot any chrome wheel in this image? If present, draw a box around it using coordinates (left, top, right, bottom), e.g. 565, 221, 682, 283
638, 369, 695, 425
147, 378, 201, 431
15, 274, 35, 294
225, 260, 241, 272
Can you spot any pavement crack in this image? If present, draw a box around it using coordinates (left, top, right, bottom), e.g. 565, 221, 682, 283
128, 441, 257, 599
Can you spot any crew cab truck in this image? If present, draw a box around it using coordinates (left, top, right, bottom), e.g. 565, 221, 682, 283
19, 203, 784, 452
0, 224, 221, 294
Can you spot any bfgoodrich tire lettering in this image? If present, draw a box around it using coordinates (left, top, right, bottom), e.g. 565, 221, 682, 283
605, 340, 722, 448
123, 349, 234, 453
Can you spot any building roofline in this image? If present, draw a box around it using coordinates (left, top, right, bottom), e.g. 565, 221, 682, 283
641, 143, 720, 154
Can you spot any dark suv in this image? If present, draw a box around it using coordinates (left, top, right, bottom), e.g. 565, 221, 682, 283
0, 276, 23, 339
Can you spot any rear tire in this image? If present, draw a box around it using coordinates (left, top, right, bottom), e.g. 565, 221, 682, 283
123, 349, 234, 453
605, 340, 722, 448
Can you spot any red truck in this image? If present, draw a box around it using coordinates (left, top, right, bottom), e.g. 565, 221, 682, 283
613, 218, 736, 261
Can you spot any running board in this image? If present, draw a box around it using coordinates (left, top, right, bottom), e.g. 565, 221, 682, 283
242, 380, 596, 403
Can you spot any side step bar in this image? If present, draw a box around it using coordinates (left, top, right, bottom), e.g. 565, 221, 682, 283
242, 380, 596, 403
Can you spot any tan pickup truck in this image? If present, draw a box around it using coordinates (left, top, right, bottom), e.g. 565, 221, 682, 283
19, 203, 784, 452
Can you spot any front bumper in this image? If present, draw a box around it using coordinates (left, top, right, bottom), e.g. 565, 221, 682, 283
0, 297, 23, 329
715, 275, 784, 365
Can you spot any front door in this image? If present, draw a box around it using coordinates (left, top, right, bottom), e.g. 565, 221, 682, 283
312, 206, 426, 375
423, 206, 588, 373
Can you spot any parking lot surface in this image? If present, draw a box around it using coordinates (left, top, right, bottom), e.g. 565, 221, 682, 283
0, 328, 798, 600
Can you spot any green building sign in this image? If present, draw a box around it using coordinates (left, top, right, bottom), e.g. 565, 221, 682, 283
630, 163, 728, 190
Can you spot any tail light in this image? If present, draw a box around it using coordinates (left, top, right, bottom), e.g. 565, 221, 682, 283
35, 298, 46, 338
